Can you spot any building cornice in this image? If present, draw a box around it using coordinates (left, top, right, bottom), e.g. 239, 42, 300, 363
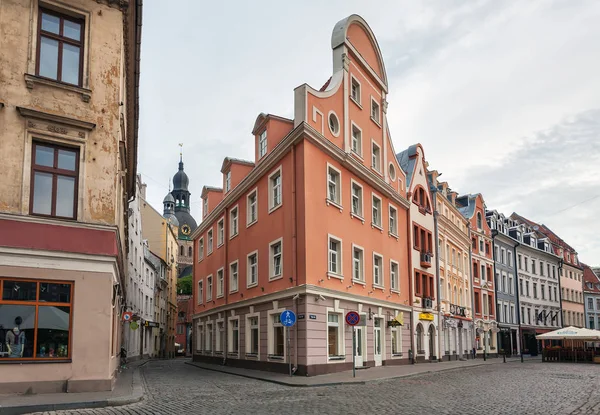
16, 106, 96, 130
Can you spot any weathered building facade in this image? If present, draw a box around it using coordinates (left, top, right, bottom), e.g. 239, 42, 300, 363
0, 0, 141, 392
583, 264, 600, 330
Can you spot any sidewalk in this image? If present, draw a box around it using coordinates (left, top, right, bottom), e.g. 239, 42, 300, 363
187, 355, 541, 387
0, 360, 147, 415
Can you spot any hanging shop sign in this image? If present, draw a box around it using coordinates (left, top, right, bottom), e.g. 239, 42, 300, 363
449, 304, 466, 317
387, 313, 404, 327
130, 321, 139, 331
419, 313, 434, 321
144, 321, 159, 328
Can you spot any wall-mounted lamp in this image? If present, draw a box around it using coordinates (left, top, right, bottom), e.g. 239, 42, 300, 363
318, 279, 325, 283
368, 291, 374, 295
346, 285, 353, 289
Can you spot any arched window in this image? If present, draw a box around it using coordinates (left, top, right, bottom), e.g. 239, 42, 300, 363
413, 185, 431, 213
477, 212, 482, 229
428, 325, 435, 358
188, 246, 192, 257
179, 245, 184, 256
416, 324, 423, 352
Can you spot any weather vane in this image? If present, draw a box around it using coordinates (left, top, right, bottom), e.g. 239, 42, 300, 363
178, 143, 183, 161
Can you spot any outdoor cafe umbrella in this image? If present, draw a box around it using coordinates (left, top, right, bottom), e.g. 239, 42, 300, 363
536, 326, 600, 341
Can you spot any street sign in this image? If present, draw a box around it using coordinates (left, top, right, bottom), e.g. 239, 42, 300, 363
280, 310, 296, 327
122, 311, 133, 322
345, 311, 360, 326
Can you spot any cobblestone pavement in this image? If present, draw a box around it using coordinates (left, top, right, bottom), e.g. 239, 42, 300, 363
33, 359, 600, 415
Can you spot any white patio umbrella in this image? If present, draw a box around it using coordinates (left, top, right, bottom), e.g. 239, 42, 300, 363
536, 326, 600, 340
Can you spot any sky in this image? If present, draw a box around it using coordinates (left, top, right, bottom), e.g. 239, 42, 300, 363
138, 0, 600, 264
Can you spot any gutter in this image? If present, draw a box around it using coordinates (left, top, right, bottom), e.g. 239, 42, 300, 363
291, 143, 298, 374
512, 240, 522, 359
431, 186, 442, 361
406, 205, 415, 363
468, 223, 476, 356
223, 206, 229, 366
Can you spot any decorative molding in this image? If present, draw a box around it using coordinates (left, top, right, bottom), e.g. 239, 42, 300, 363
24, 74, 92, 103
342, 53, 350, 72
17, 106, 96, 131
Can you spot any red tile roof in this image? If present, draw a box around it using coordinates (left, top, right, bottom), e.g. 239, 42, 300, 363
319, 77, 332, 92
582, 263, 600, 294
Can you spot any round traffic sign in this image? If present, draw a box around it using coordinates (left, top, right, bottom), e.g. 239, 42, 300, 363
122, 311, 133, 322
280, 310, 296, 327
346, 311, 360, 326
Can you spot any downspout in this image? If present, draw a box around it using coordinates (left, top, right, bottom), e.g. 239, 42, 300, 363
468, 223, 476, 357
431, 187, 442, 362
512, 241, 522, 360
557, 258, 564, 328
223, 206, 229, 366
291, 143, 298, 374
491, 229, 499, 356
407, 204, 415, 363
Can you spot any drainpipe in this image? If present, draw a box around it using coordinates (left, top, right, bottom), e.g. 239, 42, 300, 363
407, 202, 415, 363
291, 143, 298, 374
491, 229, 499, 356
557, 258, 564, 329
431, 186, 442, 362
468, 223, 476, 358
512, 241, 522, 362
223, 206, 229, 366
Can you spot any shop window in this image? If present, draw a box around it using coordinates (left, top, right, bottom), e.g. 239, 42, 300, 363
269, 314, 285, 358
246, 316, 259, 356
327, 313, 343, 358
228, 319, 239, 354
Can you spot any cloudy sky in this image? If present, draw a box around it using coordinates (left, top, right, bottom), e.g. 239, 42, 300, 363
138, 0, 600, 264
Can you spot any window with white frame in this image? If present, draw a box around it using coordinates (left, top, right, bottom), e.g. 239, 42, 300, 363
373, 254, 383, 287
230, 206, 239, 237
508, 251, 513, 266
205, 322, 213, 352
203, 198, 208, 217
371, 98, 380, 124
247, 315, 259, 356
390, 260, 399, 291
353, 246, 364, 282
371, 141, 381, 172
247, 189, 258, 225
269, 168, 282, 210
351, 77, 361, 104
216, 321, 224, 353
270, 239, 283, 280
440, 277, 445, 299
327, 313, 343, 358
372, 194, 382, 228
197, 280, 203, 304
217, 268, 224, 298
207, 229, 213, 254
217, 218, 224, 246
391, 324, 402, 356
198, 238, 204, 261
351, 125, 362, 156
247, 251, 258, 287
327, 165, 341, 205
228, 318, 239, 354
351, 181, 363, 217
389, 205, 398, 235
230, 261, 238, 292
225, 171, 231, 192
328, 236, 342, 276
196, 323, 203, 351
206, 275, 213, 301
269, 314, 285, 358
259, 130, 267, 158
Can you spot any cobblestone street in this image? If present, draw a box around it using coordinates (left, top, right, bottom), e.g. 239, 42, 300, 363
31, 359, 600, 415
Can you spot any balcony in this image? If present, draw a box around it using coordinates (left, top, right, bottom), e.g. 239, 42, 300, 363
420, 252, 433, 268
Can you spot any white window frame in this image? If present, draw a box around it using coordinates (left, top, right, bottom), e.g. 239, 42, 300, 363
370, 96, 381, 125
267, 307, 286, 359
225, 171, 231, 192
246, 187, 258, 227
269, 238, 283, 281
215, 318, 225, 353
216, 268, 224, 298
391, 322, 402, 357
371, 193, 383, 229
371, 140, 382, 174
207, 229, 213, 255
327, 234, 343, 278
389, 204, 398, 236
206, 275, 213, 302
227, 316, 240, 356
229, 260, 239, 293
326, 311, 344, 360
373, 252, 384, 288
326, 163, 342, 207
217, 217, 225, 247
351, 122, 363, 157
247, 250, 258, 288
228, 205, 238, 238
390, 259, 400, 292
350, 74, 362, 106
352, 244, 365, 284
198, 237, 204, 262
205, 321, 213, 352
268, 166, 283, 213
203, 198, 208, 218
328, 111, 341, 137
246, 312, 260, 358
350, 179, 364, 220
196, 321, 204, 352
258, 130, 267, 158
197, 280, 203, 304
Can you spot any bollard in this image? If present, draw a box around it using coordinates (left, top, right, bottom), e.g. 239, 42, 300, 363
503, 353, 506, 363
483, 350, 487, 361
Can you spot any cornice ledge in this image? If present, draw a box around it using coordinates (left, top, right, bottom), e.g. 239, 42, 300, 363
24, 74, 92, 103
17, 106, 96, 131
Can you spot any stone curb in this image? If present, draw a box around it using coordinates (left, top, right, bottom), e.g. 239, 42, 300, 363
186, 358, 530, 388
0, 363, 146, 415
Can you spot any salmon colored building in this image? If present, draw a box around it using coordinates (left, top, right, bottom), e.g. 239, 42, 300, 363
191, 15, 412, 375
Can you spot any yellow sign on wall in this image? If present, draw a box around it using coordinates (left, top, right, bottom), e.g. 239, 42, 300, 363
419, 313, 434, 321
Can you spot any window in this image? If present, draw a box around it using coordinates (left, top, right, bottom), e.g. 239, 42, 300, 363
483, 293, 489, 315
230, 207, 239, 237
413, 223, 433, 253
389, 163, 396, 181
247, 252, 258, 287
370, 98, 380, 124
371, 142, 381, 172
592, 298, 598, 310
327, 313, 343, 358
269, 239, 283, 280
525, 281, 530, 297
373, 254, 383, 287
217, 218, 224, 247
269, 168, 282, 211
216, 321, 224, 353
533, 282, 538, 299
327, 165, 341, 205
258, 130, 267, 158
203, 198, 208, 217
207, 230, 213, 254
228, 319, 239, 354
389, 205, 398, 236
415, 270, 434, 299
0, 279, 73, 360
328, 112, 340, 136
372, 194, 382, 228
351, 181, 363, 218
188, 246, 192, 257
30, 142, 79, 219
197, 280, 203, 304
508, 251, 513, 266
532, 260, 536, 275
270, 314, 285, 358
518, 254, 522, 270
390, 260, 399, 291
440, 278, 445, 299
216, 269, 224, 298
500, 248, 505, 264
245, 315, 260, 356
503, 274, 507, 294
508, 275, 514, 295
416, 324, 423, 352
477, 212, 482, 229
475, 292, 481, 314
205, 322, 213, 352
37, 9, 84, 86
229, 261, 238, 293
540, 261, 544, 276
351, 124, 362, 156
479, 240, 484, 253
247, 189, 258, 225
180, 245, 184, 256
413, 187, 430, 212
225, 171, 231, 192
206, 275, 213, 301
541, 284, 545, 300
351, 77, 361, 103
328, 236, 342, 276
481, 265, 486, 281
196, 323, 204, 352
352, 246, 364, 282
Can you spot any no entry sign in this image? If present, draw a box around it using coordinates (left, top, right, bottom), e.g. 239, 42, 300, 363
345, 311, 360, 326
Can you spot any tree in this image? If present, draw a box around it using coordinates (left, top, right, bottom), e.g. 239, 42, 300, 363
177, 275, 192, 295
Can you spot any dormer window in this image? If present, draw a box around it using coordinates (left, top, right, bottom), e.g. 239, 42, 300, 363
413, 186, 431, 213
259, 130, 267, 158
225, 171, 231, 192
476, 212, 482, 230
